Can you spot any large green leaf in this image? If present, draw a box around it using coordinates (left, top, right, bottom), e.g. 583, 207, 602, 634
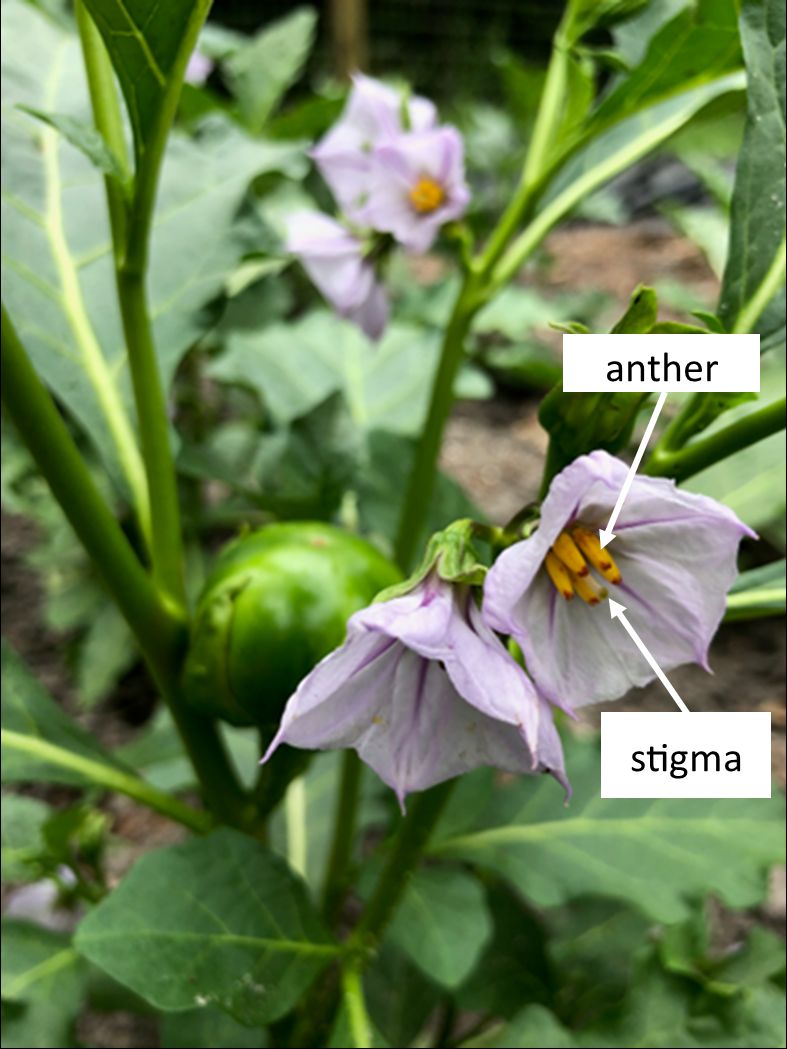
160, 1006, 265, 1048
718, 0, 786, 334
1, 640, 131, 787
1, 794, 52, 883
208, 311, 443, 434
430, 735, 784, 922
224, 8, 317, 132
1, 920, 88, 1049
74, 829, 337, 1025
385, 867, 493, 989
538, 72, 746, 223
1, 0, 304, 491
79, 0, 197, 153
585, 0, 741, 137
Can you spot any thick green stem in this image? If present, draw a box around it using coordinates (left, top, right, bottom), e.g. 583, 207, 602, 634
292, 781, 455, 1047
74, 1, 130, 260
1, 308, 248, 826
351, 780, 455, 949
1, 730, 211, 834
116, 269, 186, 608
341, 958, 373, 1049
321, 751, 364, 923
393, 280, 483, 570
476, 20, 571, 277
646, 397, 786, 482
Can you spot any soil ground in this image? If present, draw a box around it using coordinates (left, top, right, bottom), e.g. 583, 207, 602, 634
2, 221, 784, 1047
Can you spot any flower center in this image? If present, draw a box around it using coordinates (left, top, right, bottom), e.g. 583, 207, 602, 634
409, 177, 445, 213
544, 526, 622, 606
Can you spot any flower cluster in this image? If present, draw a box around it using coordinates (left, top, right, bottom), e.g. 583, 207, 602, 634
264, 451, 753, 802
284, 75, 469, 339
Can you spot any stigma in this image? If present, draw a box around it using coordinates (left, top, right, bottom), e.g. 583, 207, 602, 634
546, 527, 622, 605
409, 177, 445, 213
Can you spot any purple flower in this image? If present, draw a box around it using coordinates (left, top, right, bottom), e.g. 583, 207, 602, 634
284, 211, 389, 340
365, 127, 470, 252
264, 577, 568, 805
185, 51, 214, 86
311, 74, 437, 222
483, 450, 755, 710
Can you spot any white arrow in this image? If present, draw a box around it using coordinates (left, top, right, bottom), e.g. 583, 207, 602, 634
599, 391, 668, 549
608, 599, 690, 713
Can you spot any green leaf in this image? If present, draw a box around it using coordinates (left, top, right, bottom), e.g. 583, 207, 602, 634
456, 880, 553, 1018
160, 1006, 265, 1048
548, 897, 653, 1023
535, 71, 746, 246
384, 867, 492, 989
726, 559, 786, 620
584, 0, 742, 139
74, 599, 136, 709
1, 794, 52, 882
17, 106, 128, 184
684, 348, 786, 549
1, 0, 304, 491
430, 735, 785, 922
1, 920, 88, 1049
180, 391, 364, 520
365, 942, 442, 1048
718, 0, 786, 335
208, 312, 442, 435
1, 640, 131, 787
224, 8, 317, 132
467, 1004, 577, 1048
356, 429, 480, 552
79, 0, 198, 153
74, 829, 337, 1025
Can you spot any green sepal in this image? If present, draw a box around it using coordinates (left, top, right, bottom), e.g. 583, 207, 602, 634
374, 519, 488, 603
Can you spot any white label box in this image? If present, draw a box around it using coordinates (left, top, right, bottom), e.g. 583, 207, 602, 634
600, 712, 772, 798
563, 333, 760, 392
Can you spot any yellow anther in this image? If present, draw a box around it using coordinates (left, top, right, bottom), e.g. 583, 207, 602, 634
572, 571, 608, 606
551, 532, 588, 577
409, 177, 445, 213
572, 526, 623, 585
545, 552, 574, 601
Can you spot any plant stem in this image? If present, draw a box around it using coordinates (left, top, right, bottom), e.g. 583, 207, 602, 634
351, 779, 455, 949
646, 397, 786, 482
1, 730, 212, 834
115, 269, 186, 608
321, 751, 363, 923
2, 308, 249, 827
341, 958, 373, 1049
74, 0, 130, 259
393, 279, 483, 570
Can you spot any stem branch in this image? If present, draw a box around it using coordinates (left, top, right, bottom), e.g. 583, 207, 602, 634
1, 729, 212, 834
321, 751, 363, 923
646, 397, 786, 482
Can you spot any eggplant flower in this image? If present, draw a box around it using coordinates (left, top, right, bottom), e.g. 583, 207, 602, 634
483, 450, 755, 710
366, 127, 470, 252
311, 73, 437, 222
284, 211, 389, 340
264, 576, 568, 804
185, 51, 213, 86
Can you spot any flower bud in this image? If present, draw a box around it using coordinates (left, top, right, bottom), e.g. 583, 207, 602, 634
183, 523, 400, 728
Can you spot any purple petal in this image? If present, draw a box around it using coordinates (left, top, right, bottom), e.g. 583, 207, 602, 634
483, 450, 754, 708
264, 629, 397, 757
